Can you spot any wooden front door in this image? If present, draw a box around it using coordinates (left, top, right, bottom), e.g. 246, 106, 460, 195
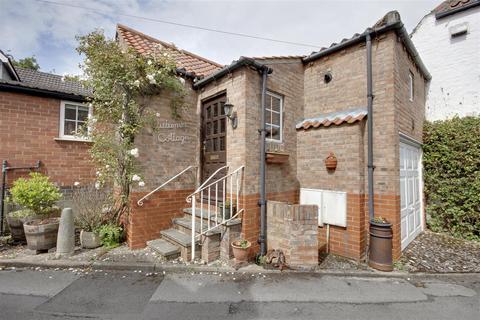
201, 95, 227, 185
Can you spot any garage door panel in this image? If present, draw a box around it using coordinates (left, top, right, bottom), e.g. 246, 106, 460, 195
400, 140, 423, 250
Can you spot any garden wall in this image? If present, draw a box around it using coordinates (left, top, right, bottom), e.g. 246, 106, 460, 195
267, 201, 318, 269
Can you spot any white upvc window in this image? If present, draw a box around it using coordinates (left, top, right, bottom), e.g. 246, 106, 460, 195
265, 91, 283, 142
408, 71, 414, 102
59, 101, 92, 140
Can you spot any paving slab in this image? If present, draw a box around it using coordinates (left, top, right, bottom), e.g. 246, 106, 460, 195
151, 274, 428, 303
0, 269, 79, 297
420, 282, 477, 297
36, 272, 164, 315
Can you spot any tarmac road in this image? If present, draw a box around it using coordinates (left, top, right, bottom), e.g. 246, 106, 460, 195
0, 268, 478, 319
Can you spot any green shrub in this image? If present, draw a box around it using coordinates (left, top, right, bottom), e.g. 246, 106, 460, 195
9, 173, 62, 215
9, 209, 35, 219
98, 224, 123, 248
423, 116, 480, 241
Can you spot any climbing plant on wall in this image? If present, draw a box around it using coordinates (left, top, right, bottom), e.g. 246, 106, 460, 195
423, 116, 480, 241
76, 30, 186, 223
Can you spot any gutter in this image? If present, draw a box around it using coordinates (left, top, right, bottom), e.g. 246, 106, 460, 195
303, 12, 431, 81
0, 83, 87, 102
193, 57, 272, 89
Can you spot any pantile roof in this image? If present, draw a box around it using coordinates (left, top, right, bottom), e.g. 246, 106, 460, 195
116, 24, 223, 77
296, 108, 368, 130
433, 0, 480, 18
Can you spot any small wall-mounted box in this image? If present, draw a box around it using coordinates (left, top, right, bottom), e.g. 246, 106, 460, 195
300, 188, 347, 227
449, 22, 468, 37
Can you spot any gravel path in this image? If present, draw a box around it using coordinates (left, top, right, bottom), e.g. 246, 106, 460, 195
398, 231, 480, 273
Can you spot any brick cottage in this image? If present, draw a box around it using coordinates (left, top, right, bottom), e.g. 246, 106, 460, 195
0, 10, 430, 267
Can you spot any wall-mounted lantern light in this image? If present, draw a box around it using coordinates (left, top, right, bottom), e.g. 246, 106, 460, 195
223, 102, 238, 129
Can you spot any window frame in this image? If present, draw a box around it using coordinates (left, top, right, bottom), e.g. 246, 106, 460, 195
408, 71, 414, 102
265, 91, 284, 143
59, 101, 92, 141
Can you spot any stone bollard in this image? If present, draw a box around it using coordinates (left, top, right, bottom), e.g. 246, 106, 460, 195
55, 208, 75, 258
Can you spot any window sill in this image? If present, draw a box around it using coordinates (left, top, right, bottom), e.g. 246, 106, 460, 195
266, 152, 289, 164
54, 137, 93, 143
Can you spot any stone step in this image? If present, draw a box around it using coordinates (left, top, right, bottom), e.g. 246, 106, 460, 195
173, 216, 222, 235
182, 208, 242, 226
160, 228, 196, 248
146, 238, 180, 259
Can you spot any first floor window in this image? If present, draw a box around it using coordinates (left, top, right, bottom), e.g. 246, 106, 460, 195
60, 101, 91, 139
408, 71, 414, 102
265, 91, 283, 142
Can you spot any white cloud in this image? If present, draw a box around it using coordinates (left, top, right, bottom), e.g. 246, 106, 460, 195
0, 0, 438, 75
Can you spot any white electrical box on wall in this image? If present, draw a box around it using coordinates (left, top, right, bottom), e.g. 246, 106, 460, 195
300, 188, 347, 227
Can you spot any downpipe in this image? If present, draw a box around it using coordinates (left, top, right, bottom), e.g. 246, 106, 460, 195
258, 67, 269, 256
366, 31, 375, 259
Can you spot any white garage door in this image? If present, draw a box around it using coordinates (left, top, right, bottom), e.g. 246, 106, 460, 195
400, 140, 423, 250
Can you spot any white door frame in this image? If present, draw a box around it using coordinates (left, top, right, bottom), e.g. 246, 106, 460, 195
399, 133, 424, 250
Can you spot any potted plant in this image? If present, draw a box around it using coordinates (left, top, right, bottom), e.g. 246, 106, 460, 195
368, 216, 393, 272
9, 173, 62, 253
5, 207, 38, 243
231, 239, 251, 262
219, 199, 237, 220
71, 184, 113, 249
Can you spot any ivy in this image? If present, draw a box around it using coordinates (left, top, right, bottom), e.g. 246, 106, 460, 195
423, 116, 480, 241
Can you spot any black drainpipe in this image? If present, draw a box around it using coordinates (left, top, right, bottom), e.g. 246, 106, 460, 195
0, 160, 41, 236
366, 30, 375, 222
258, 67, 269, 256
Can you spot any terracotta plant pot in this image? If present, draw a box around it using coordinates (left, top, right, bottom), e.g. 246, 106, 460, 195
325, 152, 337, 170
231, 240, 251, 262
368, 220, 393, 272
23, 217, 60, 252
5, 212, 40, 243
80, 230, 102, 249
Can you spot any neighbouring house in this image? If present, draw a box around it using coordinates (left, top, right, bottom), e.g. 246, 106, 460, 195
411, 0, 480, 121
116, 10, 430, 266
0, 50, 93, 200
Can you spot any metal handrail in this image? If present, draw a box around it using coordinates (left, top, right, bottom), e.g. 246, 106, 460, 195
186, 165, 228, 202
137, 165, 197, 206
195, 165, 244, 194
190, 165, 244, 261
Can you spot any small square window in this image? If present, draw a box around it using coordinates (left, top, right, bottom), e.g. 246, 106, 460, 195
60, 101, 92, 140
408, 71, 414, 102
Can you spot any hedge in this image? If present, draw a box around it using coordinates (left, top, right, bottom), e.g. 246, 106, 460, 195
423, 116, 480, 241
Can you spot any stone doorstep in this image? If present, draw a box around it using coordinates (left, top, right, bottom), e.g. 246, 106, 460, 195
173, 216, 222, 236
146, 239, 180, 259
161, 228, 196, 248
182, 208, 242, 226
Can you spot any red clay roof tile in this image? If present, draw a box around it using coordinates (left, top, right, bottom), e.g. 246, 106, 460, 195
116, 24, 223, 77
296, 108, 368, 130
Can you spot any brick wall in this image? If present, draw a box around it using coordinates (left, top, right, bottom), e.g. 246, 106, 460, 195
267, 201, 318, 269
126, 79, 199, 248
297, 31, 416, 261
127, 189, 193, 249
0, 91, 94, 187
411, 8, 480, 120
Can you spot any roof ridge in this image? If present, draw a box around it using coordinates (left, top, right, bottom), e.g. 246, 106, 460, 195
15, 66, 63, 78
116, 24, 223, 68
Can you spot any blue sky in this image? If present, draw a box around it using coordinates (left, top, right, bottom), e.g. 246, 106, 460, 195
0, 0, 438, 76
